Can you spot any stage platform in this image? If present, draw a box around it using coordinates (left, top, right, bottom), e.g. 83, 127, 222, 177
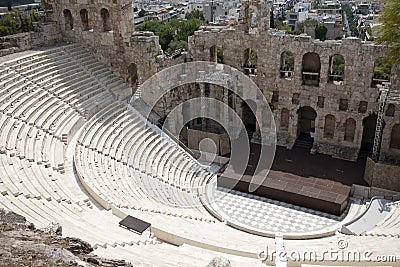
218, 144, 367, 215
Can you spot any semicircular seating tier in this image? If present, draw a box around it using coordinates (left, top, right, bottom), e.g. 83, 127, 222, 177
0, 43, 399, 266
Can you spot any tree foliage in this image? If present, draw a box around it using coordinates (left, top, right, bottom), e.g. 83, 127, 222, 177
376, 0, 400, 66
283, 51, 294, 70
342, 4, 358, 37
138, 9, 146, 18
0, 9, 41, 37
373, 58, 392, 79
331, 54, 345, 74
185, 10, 205, 21
136, 18, 204, 55
315, 24, 327, 41
249, 48, 257, 66
217, 47, 223, 63
275, 20, 291, 32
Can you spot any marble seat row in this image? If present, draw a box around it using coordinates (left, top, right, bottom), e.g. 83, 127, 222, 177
76, 102, 212, 192
4, 44, 399, 266
363, 202, 400, 237
0, 153, 89, 204
0, 193, 157, 248
74, 145, 214, 221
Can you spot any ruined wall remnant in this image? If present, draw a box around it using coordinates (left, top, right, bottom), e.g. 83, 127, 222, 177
187, 0, 400, 162
41, 0, 162, 90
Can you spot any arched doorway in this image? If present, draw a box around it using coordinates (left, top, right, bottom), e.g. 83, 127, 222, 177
241, 100, 257, 137
360, 114, 379, 157
296, 106, 317, 144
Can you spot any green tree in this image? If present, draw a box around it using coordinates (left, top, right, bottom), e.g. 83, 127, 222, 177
166, 39, 188, 55
136, 17, 204, 54
249, 48, 257, 66
0, 9, 42, 37
138, 9, 146, 18
275, 20, 291, 32
315, 24, 327, 41
376, 0, 400, 65
217, 47, 223, 63
185, 10, 205, 21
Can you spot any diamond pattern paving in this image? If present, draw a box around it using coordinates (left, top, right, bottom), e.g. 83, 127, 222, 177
211, 187, 351, 234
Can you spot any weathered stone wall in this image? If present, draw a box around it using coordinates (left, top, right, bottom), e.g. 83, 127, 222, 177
41, 0, 162, 90
364, 157, 400, 192
0, 22, 62, 57
188, 27, 400, 162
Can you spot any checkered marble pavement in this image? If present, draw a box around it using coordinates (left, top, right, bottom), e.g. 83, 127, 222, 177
210, 187, 352, 234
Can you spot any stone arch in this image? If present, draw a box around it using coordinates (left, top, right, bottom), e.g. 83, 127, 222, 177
324, 114, 335, 138
100, 8, 111, 32
386, 103, 395, 117
328, 54, 345, 84
80, 9, 89, 31
280, 51, 294, 79
280, 108, 289, 130
249, 5, 259, 29
360, 114, 378, 155
297, 106, 317, 135
239, 0, 270, 33
63, 9, 74, 30
127, 63, 139, 88
390, 124, 400, 149
372, 57, 392, 88
302, 52, 321, 86
344, 118, 356, 142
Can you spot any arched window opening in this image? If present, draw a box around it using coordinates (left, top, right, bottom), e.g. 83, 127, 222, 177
328, 54, 345, 85
249, 6, 258, 29
280, 108, 289, 130
372, 57, 391, 88
280, 51, 294, 79
101, 8, 111, 32
63, 9, 74, 30
80, 9, 89, 31
302, 52, 321, 86
344, 118, 356, 142
324, 114, 335, 138
243, 48, 257, 76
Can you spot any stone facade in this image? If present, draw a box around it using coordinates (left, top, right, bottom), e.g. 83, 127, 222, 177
188, 0, 400, 162
2, 0, 400, 165
0, 23, 62, 57
365, 158, 400, 192
34, 0, 400, 164
42, 0, 162, 90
